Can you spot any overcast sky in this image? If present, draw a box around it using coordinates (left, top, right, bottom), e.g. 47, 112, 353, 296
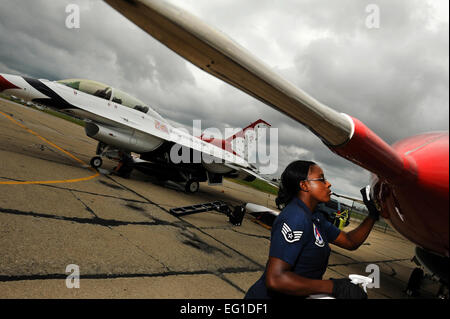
0, 0, 448, 199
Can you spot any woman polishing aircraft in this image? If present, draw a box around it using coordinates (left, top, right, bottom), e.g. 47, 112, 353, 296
245, 160, 379, 299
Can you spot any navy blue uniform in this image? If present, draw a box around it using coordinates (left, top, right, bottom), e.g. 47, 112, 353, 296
245, 197, 341, 299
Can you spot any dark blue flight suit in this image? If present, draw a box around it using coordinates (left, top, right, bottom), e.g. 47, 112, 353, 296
245, 197, 341, 299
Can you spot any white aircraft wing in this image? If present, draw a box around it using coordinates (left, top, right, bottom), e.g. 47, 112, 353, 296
332, 192, 365, 205
104, 0, 354, 147
41, 79, 250, 168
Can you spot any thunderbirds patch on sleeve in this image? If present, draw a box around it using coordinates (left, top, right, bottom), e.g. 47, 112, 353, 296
281, 223, 303, 243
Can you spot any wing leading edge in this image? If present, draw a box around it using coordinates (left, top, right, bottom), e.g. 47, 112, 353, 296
103, 0, 353, 146
104, 0, 412, 182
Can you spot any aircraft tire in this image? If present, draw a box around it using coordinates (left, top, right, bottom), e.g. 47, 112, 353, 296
117, 165, 133, 179
90, 156, 103, 169
185, 180, 199, 193
405, 267, 424, 297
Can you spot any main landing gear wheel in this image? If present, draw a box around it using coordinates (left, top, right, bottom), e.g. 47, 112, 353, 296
90, 156, 103, 169
116, 164, 133, 178
185, 180, 199, 193
405, 267, 424, 297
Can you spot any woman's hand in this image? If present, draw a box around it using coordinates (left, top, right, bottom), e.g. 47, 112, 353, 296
331, 278, 368, 299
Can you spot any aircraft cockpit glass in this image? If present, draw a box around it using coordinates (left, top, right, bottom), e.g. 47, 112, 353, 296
112, 96, 122, 104
58, 80, 81, 90
58, 79, 112, 101
134, 105, 149, 113
94, 87, 112, 101
112, 88, 145, 109
57, 78, 165, 121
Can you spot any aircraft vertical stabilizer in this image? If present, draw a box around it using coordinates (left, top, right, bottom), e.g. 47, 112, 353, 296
226, 119, 270, 159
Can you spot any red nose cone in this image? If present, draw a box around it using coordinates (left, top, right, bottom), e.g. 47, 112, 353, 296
0, 75, 20, 92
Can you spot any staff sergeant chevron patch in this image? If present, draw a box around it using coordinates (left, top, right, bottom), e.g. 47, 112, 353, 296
281, 223, 303, 243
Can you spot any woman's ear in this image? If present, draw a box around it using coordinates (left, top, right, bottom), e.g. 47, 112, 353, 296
299, 180, 309, 192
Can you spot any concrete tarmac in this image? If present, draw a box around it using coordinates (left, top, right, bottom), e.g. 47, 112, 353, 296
0, 98, 441, 298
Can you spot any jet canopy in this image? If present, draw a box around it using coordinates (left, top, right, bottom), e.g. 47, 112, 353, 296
57, 78, 164, 121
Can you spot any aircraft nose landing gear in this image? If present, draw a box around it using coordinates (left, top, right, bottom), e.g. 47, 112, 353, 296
90, 156, 103, 169
185, 180, 200, 193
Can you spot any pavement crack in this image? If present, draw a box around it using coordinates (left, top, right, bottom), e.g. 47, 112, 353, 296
328, 258, 411, 267
0, 176, 150, 204
0, 207, 169, 228
70, 190, 99, 219
213, 272, 246, 294
230, 229, 271, 241
69, 191, 172, 272
330, 249, 360, 263
113, 229, 172, 273
106, 176, 265, 271
0, 267, 262, 283
97, 179, 124, 190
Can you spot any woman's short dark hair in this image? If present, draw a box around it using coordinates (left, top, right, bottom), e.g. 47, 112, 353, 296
275, 160, 316, 208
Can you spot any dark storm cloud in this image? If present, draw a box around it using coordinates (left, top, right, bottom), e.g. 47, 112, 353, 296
166, 0, 448, 197
290, 4, 449, 144
0, 0, 447, 198
0, 0, 194, 89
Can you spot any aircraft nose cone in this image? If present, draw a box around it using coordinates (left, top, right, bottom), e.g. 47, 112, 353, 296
0, 74, 20, 92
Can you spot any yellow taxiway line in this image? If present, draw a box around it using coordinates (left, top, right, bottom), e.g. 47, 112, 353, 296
0, 110, 100, 185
